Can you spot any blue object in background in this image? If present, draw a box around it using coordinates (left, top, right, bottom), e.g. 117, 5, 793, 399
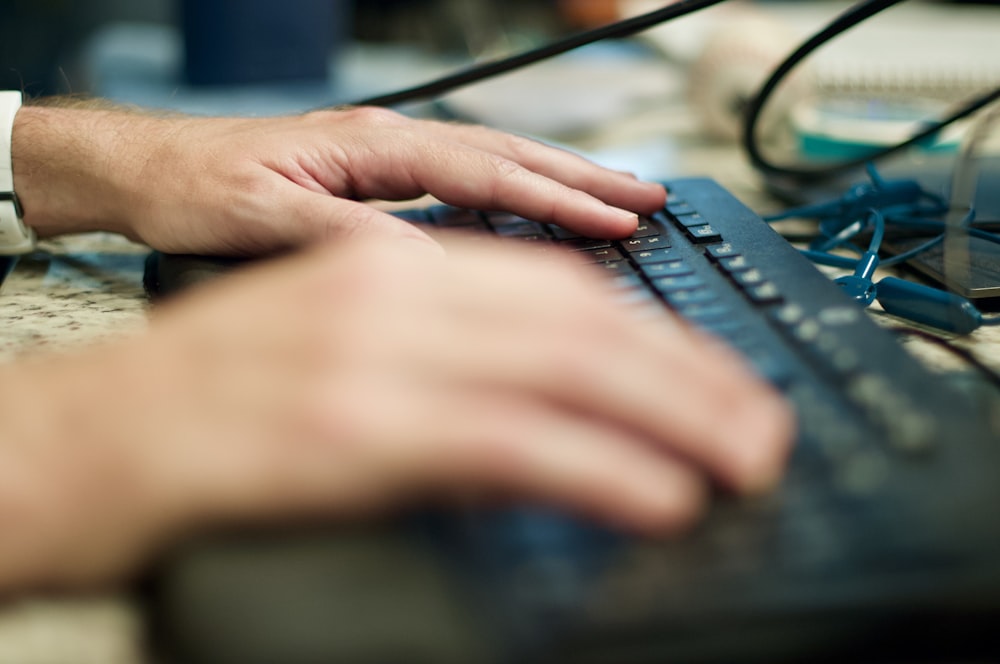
181, 0, 351, 86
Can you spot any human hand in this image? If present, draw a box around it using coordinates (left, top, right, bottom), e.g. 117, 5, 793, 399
11, 103, 666, 255
0, 238, 792, 589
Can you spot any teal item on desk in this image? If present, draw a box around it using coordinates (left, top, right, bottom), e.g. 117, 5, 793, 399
791, 98, 960, 161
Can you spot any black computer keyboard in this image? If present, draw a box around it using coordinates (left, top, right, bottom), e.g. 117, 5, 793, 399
146, 178, 1000, 664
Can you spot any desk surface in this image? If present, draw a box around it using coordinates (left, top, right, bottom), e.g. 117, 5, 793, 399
2, 56, 1000, 664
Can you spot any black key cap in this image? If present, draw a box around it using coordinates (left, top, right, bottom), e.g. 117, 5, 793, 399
621, 236, 670, 252
685, 224, 723, 244
667, 201, 697, 217
675, 214, 708, 228
719, 255, 752, 272
732, 268, 766, 288
641, 261, 694, 278
595, 261, 636, 277
632, 220, 663, 238
563, 238, 613, 251
664, 288, 718, 307
549, 225, 583, 241
579, 247, 624, 263
630, 248, 675, 264
707, 242, 740, 260
652, 274, 705, 293
676, 303, 731, 323
724, 331, 761, 351
430, 206, 488, 228
746, 281, 784, 304
700, 319, 748, 338
490, 217, 548, 238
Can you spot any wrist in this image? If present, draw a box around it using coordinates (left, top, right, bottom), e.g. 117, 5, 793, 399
0, 345, 190, 589
0, 92, 35, 254
11, 104, 162, 239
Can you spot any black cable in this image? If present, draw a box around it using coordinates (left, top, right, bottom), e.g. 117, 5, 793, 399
741, 0, 1000, 182
349, 0, 998, 186
353, 0, 729, 107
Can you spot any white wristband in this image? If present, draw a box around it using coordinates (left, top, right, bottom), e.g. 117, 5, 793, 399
0, 91, 36, 255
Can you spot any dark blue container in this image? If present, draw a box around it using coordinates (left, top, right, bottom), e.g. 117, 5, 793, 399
180, 0, 350, 86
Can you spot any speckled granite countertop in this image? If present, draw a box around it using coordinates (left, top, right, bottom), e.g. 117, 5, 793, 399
0, 234, 151, 360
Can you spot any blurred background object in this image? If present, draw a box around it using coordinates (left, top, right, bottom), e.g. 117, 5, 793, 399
557, 0, 620, 28
1, 0, 171, 95
180, 0, 351, 86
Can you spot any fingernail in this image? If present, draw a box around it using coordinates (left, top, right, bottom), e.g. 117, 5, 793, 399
609, 207, 639, 222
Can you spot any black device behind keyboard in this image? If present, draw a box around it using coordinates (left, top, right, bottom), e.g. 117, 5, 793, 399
146, 178, 1000, 664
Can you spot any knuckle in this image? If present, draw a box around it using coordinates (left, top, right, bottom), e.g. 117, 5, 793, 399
340, 106, 405, 128
481, 157, 527, 208
503, 133, 539, 161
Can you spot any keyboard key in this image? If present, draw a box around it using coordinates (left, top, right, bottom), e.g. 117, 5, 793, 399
698, 319, 747, 338
652, 274, 705, 293
676, 303, 731, 323
491, 219, 548, 238
579, 247, 625, 263
620, 236, 670, 252
563, 238, 613, 251
429, 206, 488, 228
724, 332, 762, 352
486, 212, 524, 226
746, 282, 784, 304
675, 214, 708, 228
685, 224, 723, 244
706, 243, 740, 260
731, 269, 766, 288
719, 255, 752, 272
770, 303, 806, 327
609, 274, 644, 290
667, 201, 698, 217
630, 248, 675, 264
640, 261, 694, 278
549, 225, 583, 241
632, 220, 664, 238
664, 288, 718, 307
595, 261, 637, 277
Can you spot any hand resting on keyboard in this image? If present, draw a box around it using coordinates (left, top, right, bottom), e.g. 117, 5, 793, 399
14, 103, 666, 255
0, 236, 792, 592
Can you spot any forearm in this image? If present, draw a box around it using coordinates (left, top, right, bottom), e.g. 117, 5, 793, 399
11, 101, 172, 239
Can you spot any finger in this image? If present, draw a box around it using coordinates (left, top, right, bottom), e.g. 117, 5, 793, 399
399, 142, 642, 239
416, 248, 793, 492
419, 121, 668, 216
390, 391, 709, 533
